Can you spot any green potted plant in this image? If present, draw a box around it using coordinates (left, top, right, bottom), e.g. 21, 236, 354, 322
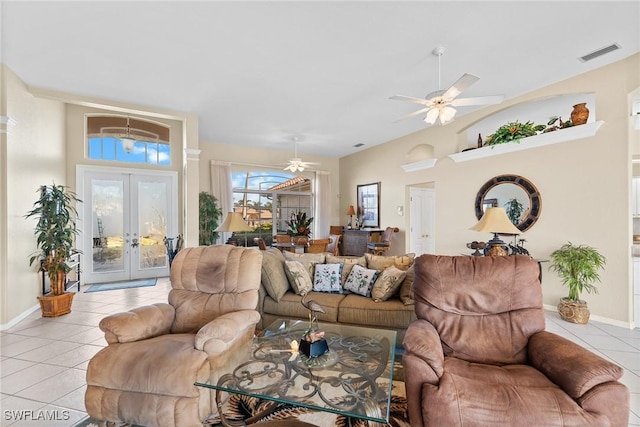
199, 191, 222, 245
485, 120, 546, 147
504, 198, 524, 225
25, 184, 82, 317
549, 242, 606, 324
286, 211, 313, 245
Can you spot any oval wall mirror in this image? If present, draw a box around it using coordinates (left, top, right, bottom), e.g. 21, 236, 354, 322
475, 175, 541, 232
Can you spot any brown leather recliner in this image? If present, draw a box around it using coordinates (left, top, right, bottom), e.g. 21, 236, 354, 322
403, 254, 629, 427
85, 245, 263, 427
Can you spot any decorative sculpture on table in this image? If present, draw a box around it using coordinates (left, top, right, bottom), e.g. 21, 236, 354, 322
300, 292, 329, 357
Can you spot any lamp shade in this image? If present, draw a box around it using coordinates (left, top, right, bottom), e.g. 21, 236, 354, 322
470, 207, 521, 235
214, 212, 252, 232
347, 205, 356, 216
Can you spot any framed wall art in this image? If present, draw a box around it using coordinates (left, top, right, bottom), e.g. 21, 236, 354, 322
357, 182, 380, 228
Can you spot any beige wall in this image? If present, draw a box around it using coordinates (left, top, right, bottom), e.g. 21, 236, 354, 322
198, 141, 342, 232
1, 65, 66, 324
340, 54, 640, 325
0, 68, 197, 326
2, 54, 638, 326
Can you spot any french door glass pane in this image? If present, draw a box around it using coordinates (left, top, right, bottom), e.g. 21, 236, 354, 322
91, 179, 124, 273
137, 180, 168, 269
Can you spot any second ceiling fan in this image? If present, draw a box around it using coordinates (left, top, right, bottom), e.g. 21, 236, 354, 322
391, 46, 504, 125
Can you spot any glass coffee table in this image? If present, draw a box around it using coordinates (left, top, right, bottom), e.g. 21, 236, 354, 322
195, 319, 397, 426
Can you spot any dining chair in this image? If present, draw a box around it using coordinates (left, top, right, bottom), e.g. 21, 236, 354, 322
367, 226, 398, 255
326, 234, 341, 256
307, 238, 332, 254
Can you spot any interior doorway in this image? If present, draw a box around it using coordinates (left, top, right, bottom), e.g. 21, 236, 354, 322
409, 186, 435, 255
77, 166, 178, 284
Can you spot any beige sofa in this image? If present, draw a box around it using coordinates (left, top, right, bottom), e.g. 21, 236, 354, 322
255, 248, 417, 343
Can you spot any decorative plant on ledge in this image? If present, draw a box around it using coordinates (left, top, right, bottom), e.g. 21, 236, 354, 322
286, 211, 313, 237
485, 120, 546, 147
542, 116, 573, 133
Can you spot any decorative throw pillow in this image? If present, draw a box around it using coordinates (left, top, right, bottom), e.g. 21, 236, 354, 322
313, 263, 344, 293
399, 264, 415, 305
260, 249, 290, 302
343, 264, 379, 297
371, 266, 407, 302
284, 260, 313, 295
325, 254, 366, 285
283, 251, 326, 278
365, 253, 415, 271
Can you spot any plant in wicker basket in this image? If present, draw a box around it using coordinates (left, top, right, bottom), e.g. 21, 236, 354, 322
549, 242, 606, 324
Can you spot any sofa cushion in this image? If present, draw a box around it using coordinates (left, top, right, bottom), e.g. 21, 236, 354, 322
371, 266, 407, 302
262, 291, 344, 323
365, 252, 415, 271
398, 264, 415, 305
343, 264, 379, 297
313, 263, 343, 293
284, 260, 313, 295
283, 251, 326, 277
261, 249, 289, 302
326, 254, 366, 284
338, 294, 416, 330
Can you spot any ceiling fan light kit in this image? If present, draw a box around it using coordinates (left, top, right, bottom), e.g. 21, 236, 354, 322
284, 137, 317, 172
391, 46, 504, 126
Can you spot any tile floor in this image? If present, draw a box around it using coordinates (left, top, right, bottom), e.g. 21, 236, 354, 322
0, 278, 638, 426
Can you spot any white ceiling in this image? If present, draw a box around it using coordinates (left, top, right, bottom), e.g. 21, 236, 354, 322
2, 1, 639, 158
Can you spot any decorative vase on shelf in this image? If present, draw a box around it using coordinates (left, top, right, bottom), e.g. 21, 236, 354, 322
570, 103, 589, 126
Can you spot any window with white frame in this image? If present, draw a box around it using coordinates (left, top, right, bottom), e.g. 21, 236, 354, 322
86, 115, 171, 165
231, 169, 313, 246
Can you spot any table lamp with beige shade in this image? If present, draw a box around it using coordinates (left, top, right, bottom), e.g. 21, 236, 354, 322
346, 205, 356, 229
215, 212, 252, 246
470, 207, 521, 256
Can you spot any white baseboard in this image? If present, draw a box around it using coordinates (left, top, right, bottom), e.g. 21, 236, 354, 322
0, 303, 40, 331
543, 304, 635, 329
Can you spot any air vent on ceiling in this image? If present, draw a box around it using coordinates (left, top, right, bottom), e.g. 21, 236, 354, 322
578, 43, 621, 62
353, 143, 365, 148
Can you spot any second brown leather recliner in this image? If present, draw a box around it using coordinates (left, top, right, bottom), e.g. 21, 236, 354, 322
403, 254, 629, 427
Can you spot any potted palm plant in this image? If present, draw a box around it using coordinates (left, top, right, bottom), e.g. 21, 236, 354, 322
549, 242, 606, 324
199, 191, 221, 245
25, 184, 82, 317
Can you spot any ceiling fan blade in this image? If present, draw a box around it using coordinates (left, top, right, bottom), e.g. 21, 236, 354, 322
441, 73, 480, 100
451, 95, 505, 107
390, 95, 430, 106
393, 107, 430, 123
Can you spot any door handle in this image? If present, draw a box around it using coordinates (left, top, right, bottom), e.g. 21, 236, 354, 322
422, 234, 429, 238
131, 238, 139, 248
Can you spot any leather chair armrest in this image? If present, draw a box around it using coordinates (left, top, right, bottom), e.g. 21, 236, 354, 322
99, 303, 175, 344
402, 319, 445, 379
528, 331, 624, 399
195, 310, 261, 352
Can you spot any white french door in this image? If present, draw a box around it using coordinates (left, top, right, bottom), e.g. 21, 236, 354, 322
78, 166, 177, 284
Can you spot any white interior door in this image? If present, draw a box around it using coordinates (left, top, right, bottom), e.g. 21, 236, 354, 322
409, 187, 435, 255
79, 167, 177, 284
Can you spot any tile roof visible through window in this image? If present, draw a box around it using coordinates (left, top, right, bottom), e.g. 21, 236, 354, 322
266, 176, 311, 191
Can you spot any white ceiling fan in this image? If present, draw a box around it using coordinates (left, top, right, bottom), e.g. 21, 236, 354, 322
390, 46, 504, 125
283, 137, 318, 172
